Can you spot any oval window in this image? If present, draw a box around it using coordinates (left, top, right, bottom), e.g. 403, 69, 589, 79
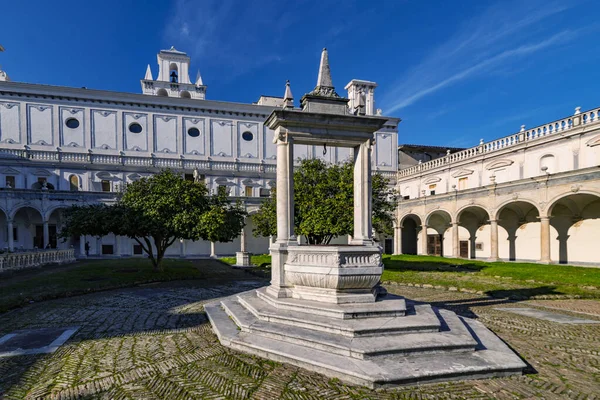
129, 122, 143, 134
187, 127, 200, 137
65, 118, 80, 129
242, 131, 254, 141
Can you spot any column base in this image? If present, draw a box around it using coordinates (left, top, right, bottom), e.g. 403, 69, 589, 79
538, 259, 552, 265
488, 257, 500, 262
233, 251, 252, 268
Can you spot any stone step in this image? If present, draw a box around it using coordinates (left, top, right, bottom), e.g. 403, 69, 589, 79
206, 300, 526, 389
237, 290, 440, 337
255, 287, 406, 319
221, 298, 477, 359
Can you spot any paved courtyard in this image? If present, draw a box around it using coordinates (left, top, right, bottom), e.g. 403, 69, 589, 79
0, 267, 599, 399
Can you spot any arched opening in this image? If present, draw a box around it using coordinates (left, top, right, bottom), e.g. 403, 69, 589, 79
12, 207, 44, 250
548, 193, 600, 264
457, 206, 490, 259
69, 175, 79, 191
400, 214, 421, 255
47, 208, 69, 249
496, 201, 540, 262
169, 63, 178, 83
180, 90, 191, 99
0, 209, 8, 251
425, 210, 452, 256
156, 88, 168, 97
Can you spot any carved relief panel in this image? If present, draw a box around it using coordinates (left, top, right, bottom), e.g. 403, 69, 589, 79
60, 107, 85, 147
238, 122, 259, 158
153, 115, 177, 153
0, 102, 21, 144
375, 132, 393, 167
183, 117, 205, 155
91, 110, 117, 150
210, 119, 233, 157
123, 113, 148, 152
27, 104, 53, 145
263, 126, 277, 160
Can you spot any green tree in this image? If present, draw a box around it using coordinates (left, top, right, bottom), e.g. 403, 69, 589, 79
252, 158, 397, 245
61, 170, 246, 271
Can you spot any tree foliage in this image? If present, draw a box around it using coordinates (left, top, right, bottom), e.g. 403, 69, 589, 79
252, 158, 397, 245
61, 170, 246, 271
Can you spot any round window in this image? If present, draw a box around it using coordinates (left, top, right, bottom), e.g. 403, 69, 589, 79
242, 131, 254, 141
187, 127, 200, 137
65, 118, 80, 129
129, 122, 143, 134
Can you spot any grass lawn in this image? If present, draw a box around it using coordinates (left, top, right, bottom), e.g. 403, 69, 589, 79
0, 258, 223, 313
222, 253, 600, 299
220, 254, 272, 278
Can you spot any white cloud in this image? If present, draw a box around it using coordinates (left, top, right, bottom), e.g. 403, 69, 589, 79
381, 1, 580, 114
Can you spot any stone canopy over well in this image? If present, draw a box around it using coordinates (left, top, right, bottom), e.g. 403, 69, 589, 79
206, 48, 526, 388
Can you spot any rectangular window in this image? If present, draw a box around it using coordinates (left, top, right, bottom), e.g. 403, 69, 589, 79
5, 176, 15, 188
184, 173, 194, 182
430, 190, 436, 196
133, 244, 143, 255
102, 245, 114, 255
37, 177, 46, 184
259, 188, 271, 197
245, 186, 253, 197
458, 177, 468, 190
403, 195, 410, 200
101, 180, 111, 192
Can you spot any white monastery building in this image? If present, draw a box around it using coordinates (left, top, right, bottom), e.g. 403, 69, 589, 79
0, 47, 399, 258
394, 110, 600, 266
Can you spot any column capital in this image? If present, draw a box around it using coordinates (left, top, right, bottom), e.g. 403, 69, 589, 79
539, 216, 551, 222
451, 221, 459, 227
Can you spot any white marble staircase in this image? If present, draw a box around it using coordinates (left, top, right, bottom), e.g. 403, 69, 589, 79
206, 287, 526, 388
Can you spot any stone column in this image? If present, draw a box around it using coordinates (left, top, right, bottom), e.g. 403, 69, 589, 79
180, 239, 186, 258
275, 131, 295, 244
350, 140, 373, 245
452, 222, 459, 258
489, 219, 499, 262
80, 235, 86, 257
8, 220, 14, 251
393, 225, 402, 255
268, 129, 295, 298
540, 217, 551, 264
421, 225, 428, 255
43, 220, 49, 249
210, 241, 216, 258
235, 225, 250, 267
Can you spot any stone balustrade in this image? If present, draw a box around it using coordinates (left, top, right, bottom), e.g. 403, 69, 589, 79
398, 106, 600, 177
0, 249, 76, 272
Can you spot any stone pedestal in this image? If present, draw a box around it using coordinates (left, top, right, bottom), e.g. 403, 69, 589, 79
233, 251, 251, 268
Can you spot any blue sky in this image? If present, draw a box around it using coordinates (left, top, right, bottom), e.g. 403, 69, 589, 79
1, 0, 599, 148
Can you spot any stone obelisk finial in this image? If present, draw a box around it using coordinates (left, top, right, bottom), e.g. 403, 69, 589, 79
283, 80, 294, 109
310, 48, 339, 98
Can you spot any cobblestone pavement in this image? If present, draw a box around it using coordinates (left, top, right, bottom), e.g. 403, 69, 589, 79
0, 273, 599, 399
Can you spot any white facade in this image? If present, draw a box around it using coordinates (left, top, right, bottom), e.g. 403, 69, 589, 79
0, 48, 398, 257
395, 107, 600, 265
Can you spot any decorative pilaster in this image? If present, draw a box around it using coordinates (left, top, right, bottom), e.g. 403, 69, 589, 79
489, 220, 499, 262
452, 222, 459, 258
8, 220, 14, 251
421, 225, 428, 255
540, 217, 551, 264
43, 221, 49, 248
350, 140, 373, 245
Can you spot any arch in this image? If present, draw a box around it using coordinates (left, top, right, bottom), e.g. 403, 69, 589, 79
546, 190, 600, 217
495, 200, 541, 262
169, 63, 179, 83
455, 204, 491, 222
425, 209, 452, 257
11, 206, 45, 250
180, 90, 191, 99
456, 205, 491, 259
400, 214, 422, 255
10, 204, 43, 221
494, 198, 540, 220
69, 174, 79, 191
156, 88, 168, 97
547, 192, 600, 264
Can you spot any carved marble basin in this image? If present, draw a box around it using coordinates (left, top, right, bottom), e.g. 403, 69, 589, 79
284, 245, 383, 304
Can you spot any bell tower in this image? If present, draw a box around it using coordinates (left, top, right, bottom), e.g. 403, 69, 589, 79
141, 46, 206, 100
